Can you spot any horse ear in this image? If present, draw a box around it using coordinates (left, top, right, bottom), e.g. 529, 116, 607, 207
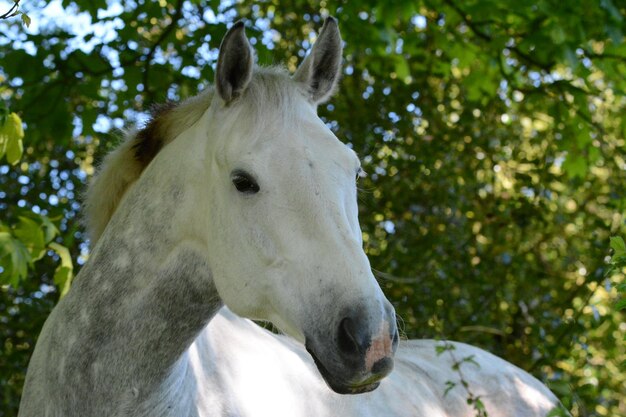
216, 21, 254, 104
294, 17, 343, 105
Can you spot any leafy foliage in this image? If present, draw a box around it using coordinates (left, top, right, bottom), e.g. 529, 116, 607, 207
0, 103, 74, 293
608, 237, 626, 312
1, 0, 625, 416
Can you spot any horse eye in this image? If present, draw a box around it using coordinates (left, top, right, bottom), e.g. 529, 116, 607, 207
232, 171, 260, 194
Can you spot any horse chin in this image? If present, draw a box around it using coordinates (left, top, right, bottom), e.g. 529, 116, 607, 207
330, 380, 380, 395
305, 344, 381, 395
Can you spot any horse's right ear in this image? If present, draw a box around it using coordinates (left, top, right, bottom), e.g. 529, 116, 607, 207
216, 21, 254, 104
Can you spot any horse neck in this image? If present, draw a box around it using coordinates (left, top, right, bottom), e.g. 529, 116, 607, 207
50, 126, 222, 413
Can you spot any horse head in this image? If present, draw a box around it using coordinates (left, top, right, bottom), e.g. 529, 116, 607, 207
199, 18, 398, 394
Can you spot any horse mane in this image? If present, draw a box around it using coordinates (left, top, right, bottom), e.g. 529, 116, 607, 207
83, 89, 214, 246
83, 67, 302, 246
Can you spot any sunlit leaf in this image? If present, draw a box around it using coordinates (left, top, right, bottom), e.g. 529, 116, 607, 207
0, 112, 24, 165
49, 242, 74, 298
20, 12, 31, 28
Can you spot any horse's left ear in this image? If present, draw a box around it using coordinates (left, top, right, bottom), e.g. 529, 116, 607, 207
216, 21, 254, 104
294, 17, 343, 105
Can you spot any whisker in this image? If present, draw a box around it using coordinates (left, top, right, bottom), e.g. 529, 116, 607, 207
372, 268, 426, 284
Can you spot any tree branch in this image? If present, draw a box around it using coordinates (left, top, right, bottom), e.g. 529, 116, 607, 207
0, 0, 20, 19
443, 0, 555, 71
583, 49, 626, 63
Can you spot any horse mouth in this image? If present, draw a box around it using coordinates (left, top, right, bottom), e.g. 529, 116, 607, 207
305, 344, 381, 395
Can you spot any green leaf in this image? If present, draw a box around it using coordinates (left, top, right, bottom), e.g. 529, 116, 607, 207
546, 404, 571, 417
549, 24, 566, 45
473, 397, 485, 410
450, 43, 477, 70
0, 112, 24, 165
562, 152, 587, 178
610, 236, 626, 257
393, 56, 410, 83
49, 242, 74, 298
13, 216, 46, 261
443, 380, 457, 397
461, 354, 479, 367
0, 231, 32, 286
575, 124, 591, 148
53, 266, 73, 297
435, 343, 456, 355
6, 132, 23, 164
21, 12, 31, 28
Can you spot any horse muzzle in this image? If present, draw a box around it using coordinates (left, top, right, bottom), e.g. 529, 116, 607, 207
305, 303, 399, 394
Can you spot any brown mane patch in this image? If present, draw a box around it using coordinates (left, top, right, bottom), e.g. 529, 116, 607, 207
133, 101, 178, 165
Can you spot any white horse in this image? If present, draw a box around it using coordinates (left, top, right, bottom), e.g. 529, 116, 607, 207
19, 19, 564, 417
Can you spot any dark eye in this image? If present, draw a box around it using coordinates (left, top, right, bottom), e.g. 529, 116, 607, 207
232, 170, 260, 194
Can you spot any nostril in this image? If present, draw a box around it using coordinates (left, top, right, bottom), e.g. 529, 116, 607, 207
371, 357, 394, 376
337, 317, 364, 356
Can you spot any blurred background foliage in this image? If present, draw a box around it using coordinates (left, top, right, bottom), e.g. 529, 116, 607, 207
1, 0, 625, 415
